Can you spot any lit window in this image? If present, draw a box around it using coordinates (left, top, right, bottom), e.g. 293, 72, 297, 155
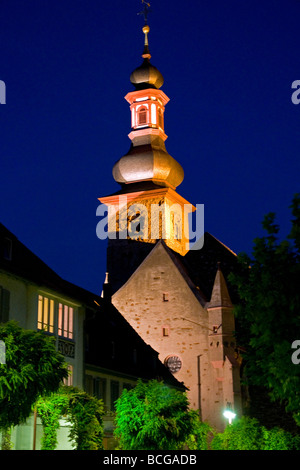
158, 108, 163, 129
137, 106, 148, 126
131, 108, 136, 127
58, 303, 74, 339
37, 295, 54, 333
151, 103, 157, 125
136, 96, 149, 102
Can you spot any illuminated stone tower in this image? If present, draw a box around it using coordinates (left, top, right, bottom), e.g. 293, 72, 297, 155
99, 20, 194, 257
98, 6, 242, 431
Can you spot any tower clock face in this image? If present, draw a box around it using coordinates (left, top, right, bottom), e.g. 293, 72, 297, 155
165, 355, 182, 374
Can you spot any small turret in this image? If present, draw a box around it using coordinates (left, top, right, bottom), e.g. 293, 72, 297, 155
207, 262, 233, 309
112, 20, 184, 190
101, 272, 111, 303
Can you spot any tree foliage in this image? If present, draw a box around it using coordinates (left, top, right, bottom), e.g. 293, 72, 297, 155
229, 194, 300, 425
184, 410, 214, 450
65, 386, 105, 450
114, 379, 194, 450
211, 416, 300, 450
37, 386, 105, 450
0, 321, 68, 430
36, 389, 69, 450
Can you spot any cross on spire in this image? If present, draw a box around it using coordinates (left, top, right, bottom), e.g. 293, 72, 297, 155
138, 0, 151, 25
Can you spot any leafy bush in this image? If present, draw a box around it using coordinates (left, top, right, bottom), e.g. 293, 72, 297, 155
262, 426, 300, 450
185, 411, 214, 450
211, 416, 300, 450
114, 379, 194, 450
37, 386, 105, 450
66, 386, 105, 450
0, 321, 68, 431
36, 391, 69, 450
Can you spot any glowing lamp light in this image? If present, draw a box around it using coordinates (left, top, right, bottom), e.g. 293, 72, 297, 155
223, 403, 236, 425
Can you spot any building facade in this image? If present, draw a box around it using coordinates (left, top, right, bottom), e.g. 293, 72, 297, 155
0, 222, 183, 449
85, 284, 185, 449
0, 223, 86, 387
0, 222, 89, 448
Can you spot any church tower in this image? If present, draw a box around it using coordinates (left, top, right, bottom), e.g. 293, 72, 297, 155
99, 16, 194, 257
99, 4, 242, 431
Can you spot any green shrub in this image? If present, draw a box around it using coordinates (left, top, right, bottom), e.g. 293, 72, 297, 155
37, 386, 105, 450
185, 411, 214, 450
262, 427, 291, 450
114, 379, 194, 450
36, 391, 69, 450
211, 417, 264, 450
66, 387, 105, 450
262, 426, 300, 450
211, 416, 300, 450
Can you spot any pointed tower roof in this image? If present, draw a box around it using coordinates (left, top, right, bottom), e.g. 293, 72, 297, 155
207, 262, 233, 309
130, 24, 164, 90
111, 7, 184, 191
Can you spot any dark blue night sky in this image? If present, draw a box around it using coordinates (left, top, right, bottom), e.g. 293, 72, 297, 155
0, 0, 299, 295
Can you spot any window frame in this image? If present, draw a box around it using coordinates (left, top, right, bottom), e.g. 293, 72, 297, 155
58, 302, 74, 340
137, 106, 148, 126
37, 294, 75, 340
37, 295, 55, 334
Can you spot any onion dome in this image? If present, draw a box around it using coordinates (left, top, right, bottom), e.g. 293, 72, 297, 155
112, 18, 184, 190
130, 25, 164, 90
113, 136, 184, 190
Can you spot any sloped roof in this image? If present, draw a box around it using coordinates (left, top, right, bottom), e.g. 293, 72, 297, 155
207, 264, 233, 309
0, 222, 185, 390
108, 232, 240, 304
85, 297, 186, 391
0, 222, 100, 307
182, 233, 239, 304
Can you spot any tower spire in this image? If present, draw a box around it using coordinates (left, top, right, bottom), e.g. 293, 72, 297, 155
98, 1, 195, 257
208, 264, 233, 309
138, 1, 152, 59
142, 24, 151, 59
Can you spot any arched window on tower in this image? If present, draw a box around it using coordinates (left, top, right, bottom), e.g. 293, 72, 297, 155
137, 106, 148, 126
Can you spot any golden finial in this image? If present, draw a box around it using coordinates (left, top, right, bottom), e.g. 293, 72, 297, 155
138, 1, 152, 59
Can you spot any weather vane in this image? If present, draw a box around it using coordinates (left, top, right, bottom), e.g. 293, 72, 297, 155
138, 0, 151, 25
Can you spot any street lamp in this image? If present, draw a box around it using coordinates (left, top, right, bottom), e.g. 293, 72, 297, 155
223, 402, 236, 425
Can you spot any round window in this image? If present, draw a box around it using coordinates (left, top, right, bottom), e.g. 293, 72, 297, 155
165, 355, 182, 374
